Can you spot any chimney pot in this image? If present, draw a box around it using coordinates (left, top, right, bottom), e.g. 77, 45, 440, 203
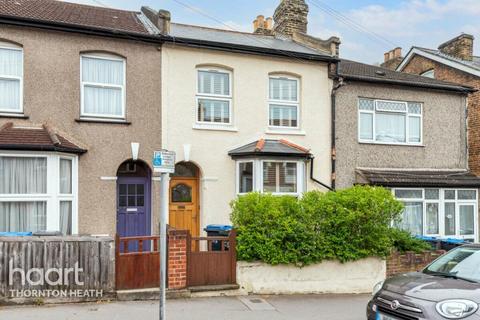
384, 52, 389, 62
380, 47, 404, 70
265, 17, 273, 30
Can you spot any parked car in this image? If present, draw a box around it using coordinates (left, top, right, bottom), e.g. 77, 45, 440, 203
367, 245, 480, 319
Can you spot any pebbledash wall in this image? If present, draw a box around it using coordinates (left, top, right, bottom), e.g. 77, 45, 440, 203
0, 25, 162, 235
335, 82, 468, 189
161, 44, 332, 230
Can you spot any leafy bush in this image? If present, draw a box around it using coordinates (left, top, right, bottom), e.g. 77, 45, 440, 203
390, 228, 432, 253
230, 186, 405, 265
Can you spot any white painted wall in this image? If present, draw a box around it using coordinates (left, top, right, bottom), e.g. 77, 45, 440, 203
237, 259, 386, 294
162, 45, 332, 232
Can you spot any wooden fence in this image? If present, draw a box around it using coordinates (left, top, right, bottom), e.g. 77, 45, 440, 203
0, 236, 115, 298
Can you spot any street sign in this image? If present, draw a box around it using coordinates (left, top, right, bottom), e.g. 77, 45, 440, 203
153, 150, 175, 173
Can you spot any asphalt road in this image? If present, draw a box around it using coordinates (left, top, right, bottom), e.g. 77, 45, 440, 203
0, 294, 370, 320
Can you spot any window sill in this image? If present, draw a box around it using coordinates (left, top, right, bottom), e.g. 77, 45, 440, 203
358, 141, 424, 147
192, 123, 238, 132
0, 113, 29, 119
75, 118, 131, 125
265, 129, 306, 136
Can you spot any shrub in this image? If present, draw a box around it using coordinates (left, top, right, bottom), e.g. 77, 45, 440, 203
230, 186, 404, 265
390, 228, 432, 253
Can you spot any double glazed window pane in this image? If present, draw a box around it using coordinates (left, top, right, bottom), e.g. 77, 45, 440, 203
460, 205, 475, 235
263, 162, 297, 193
399, 202, 423, 235
408, 117, 421, 143
445, 203, 456, 236
82, 56, 124, 117
0, 157, 47, 194
198, 99, 230, 123
239, 162, 253, 193
198, 71, 229, 96
0, 47, 22, 111
269, 104, 297, 127
426, 203, 439, 234
60, 201, 72, 235
60, 159, 72, 194
0, 202, 46, 232
359, 113, 373, 140
376, 113, 405, 143
269, 78, 297, 101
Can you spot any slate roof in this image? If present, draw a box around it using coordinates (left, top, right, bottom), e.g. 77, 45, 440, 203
169, 23, 332, 58
0, 0, 151, 35
356, 168, 480, 188
338, 59, 474, 93
229, 139, 311, 158
412, 46, 480, 73
0, 122, 86, 154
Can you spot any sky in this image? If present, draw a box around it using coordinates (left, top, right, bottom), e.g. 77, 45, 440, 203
64, 0, 480, 64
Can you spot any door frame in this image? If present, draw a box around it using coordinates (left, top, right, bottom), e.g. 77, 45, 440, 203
116, 175, 152, 237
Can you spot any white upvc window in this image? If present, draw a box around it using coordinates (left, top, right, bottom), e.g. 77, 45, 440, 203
394, 188, 478, 241
358, 98, 422, 145
235, 159, 305, 196
269, 76, 299, 129
80, 54, 126, 119
196, 68, 232, 125
0, 42, 23, 114
0, 152, 78, 235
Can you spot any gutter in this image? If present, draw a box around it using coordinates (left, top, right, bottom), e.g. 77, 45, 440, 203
0, 145, 87, 154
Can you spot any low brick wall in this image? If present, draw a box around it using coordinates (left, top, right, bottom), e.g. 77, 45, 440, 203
168, 230, 188, 290
386, 250, 445, 277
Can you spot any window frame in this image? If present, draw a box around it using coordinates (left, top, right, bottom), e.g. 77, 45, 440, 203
235, 160, 255, 195
268, 75, 300, 130
195, 67, 233, 126
421, 69, 435, 78
0, 151, 78, 234
393, 188, 478, 241
80, 53, 126, 120
358, 98, 423, 146
0, 44, 23, 115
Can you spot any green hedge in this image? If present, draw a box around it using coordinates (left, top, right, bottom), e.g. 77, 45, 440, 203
231, 186, 407, 265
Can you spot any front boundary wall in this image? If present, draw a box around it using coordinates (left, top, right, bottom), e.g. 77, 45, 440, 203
386, 250, 445, 277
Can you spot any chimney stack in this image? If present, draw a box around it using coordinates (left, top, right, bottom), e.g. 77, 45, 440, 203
380, 47, 403, 70
438, 34, 474, 61
141, 7, 171, 34
273, 0, 309, 37
253, 15, 273, 35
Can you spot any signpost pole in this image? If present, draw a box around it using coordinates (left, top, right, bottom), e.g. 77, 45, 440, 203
153, 149, 175, 320
159, 172, 169, 320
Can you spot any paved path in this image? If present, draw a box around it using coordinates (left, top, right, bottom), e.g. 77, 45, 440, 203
0, 294, 370, 320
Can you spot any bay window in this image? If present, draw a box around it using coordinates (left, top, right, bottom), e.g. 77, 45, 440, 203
269, 76, 299, 128
236, 159, 305, 195
0, 153, 77, 234
358, 98, 422, 145
81, 54, 125, 119
0, 42, 23, 114
196, 68, 232, 124
394, 188, 477, 241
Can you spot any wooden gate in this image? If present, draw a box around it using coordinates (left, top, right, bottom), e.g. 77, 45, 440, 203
187, 230, 237, 287
115, 235, 161, 290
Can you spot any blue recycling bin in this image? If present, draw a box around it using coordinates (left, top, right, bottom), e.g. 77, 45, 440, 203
0, 232, 33, 237
204, 224, 232, 251
415, 235, 440, 250
440, 238, 467, 251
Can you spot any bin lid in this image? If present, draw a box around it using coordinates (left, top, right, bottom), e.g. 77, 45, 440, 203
0, 232, 33, 237
441, 238, 466, 244
415, 236, 437, 241
204, 224, 232, 232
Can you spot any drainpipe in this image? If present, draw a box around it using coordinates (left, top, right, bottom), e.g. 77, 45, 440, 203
330, 66, 345, 190
310, 156, 333, 191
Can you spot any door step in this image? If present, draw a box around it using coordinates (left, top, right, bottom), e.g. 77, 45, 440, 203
116, 288, 191, 301
189, 284, 240, 293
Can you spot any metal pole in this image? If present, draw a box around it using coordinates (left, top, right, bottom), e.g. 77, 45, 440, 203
159, 172, 169, 320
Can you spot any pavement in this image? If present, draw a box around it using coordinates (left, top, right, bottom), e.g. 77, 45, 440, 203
0, 294, 370, 320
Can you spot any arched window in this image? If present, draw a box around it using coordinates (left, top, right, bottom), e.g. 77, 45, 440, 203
80, 52, 125, 119
421, 69, 435, 79
196, 67, 232, 125
0, 40, 23, 114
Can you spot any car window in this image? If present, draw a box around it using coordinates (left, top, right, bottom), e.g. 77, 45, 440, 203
424, 247, 480, 282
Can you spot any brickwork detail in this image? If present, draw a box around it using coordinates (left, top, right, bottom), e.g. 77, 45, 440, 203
273, 0, 309, 36
438, 34, 474, 61
168, 229, 188, 289
402, 54, 480, 175
386, 250, 445, 277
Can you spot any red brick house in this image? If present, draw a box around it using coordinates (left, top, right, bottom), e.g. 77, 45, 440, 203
393, 34, 480, 175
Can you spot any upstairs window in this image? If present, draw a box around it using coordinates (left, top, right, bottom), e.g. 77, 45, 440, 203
196, 68, 232, 124
269, 76, 299, 128
358, 98, 422, 145
81, 54, 125, 119
0, 43, 23, 113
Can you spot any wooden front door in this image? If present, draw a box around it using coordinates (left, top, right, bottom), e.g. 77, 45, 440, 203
169, 178, 199, 237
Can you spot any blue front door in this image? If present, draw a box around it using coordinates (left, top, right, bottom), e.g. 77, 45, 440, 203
116, 177, 151, 241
